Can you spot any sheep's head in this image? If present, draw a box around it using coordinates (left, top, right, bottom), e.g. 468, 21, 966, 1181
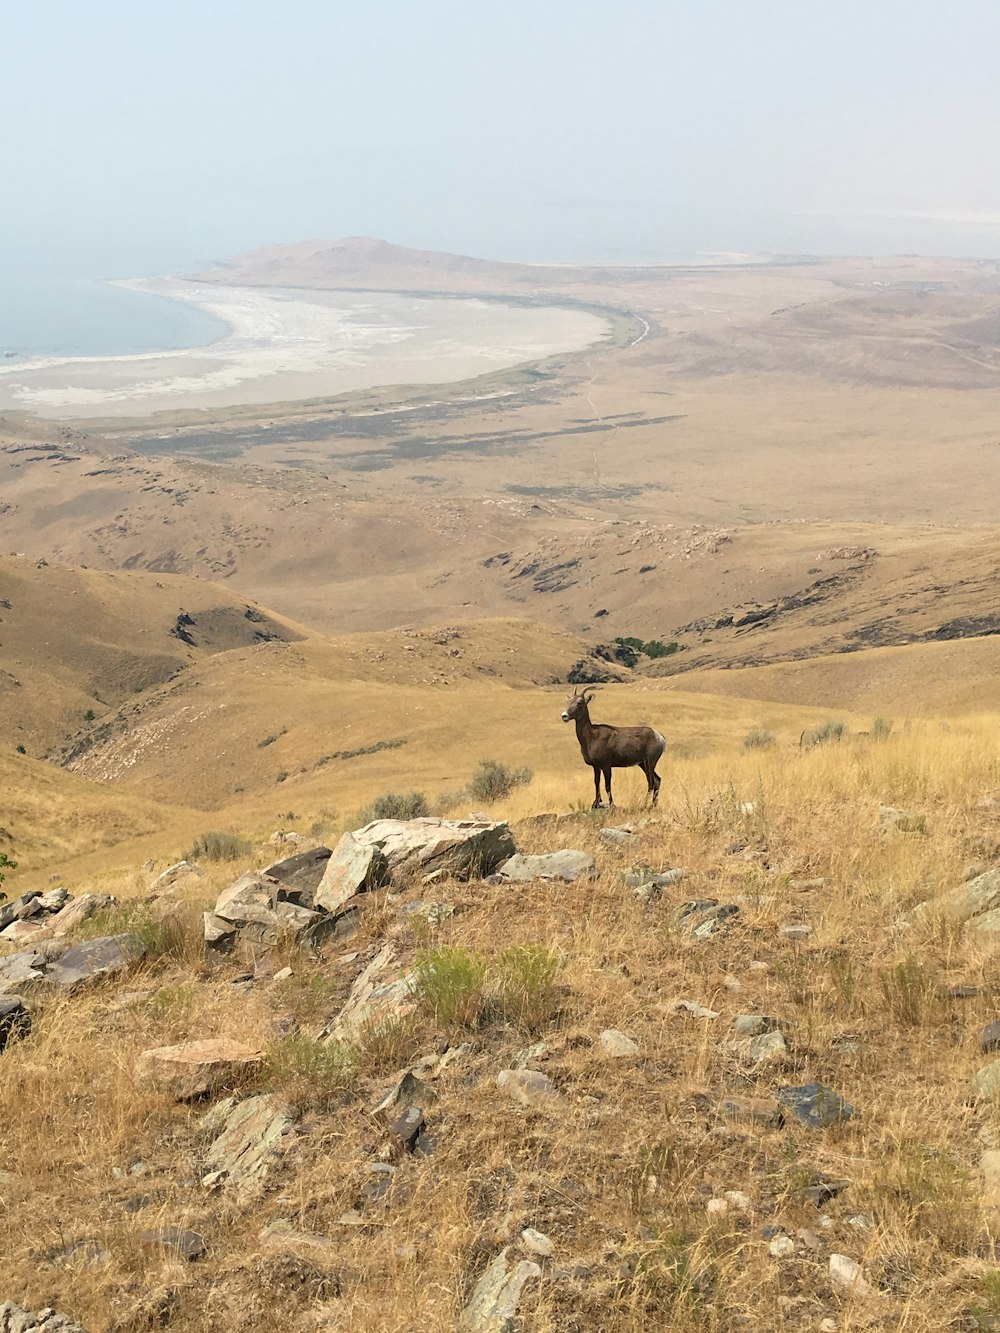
562, 689, 596, 722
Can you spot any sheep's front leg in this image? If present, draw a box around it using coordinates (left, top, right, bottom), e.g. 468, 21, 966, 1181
592, 765, 603, 808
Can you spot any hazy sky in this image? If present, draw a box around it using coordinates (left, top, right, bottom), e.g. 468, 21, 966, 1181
4, 0, 1000, 276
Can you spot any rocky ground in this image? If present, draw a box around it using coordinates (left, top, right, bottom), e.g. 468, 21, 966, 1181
3, 722, 1000, 1330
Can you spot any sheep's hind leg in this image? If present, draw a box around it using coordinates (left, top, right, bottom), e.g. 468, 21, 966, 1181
591, 766, 604, 809
604, 768, 614, 807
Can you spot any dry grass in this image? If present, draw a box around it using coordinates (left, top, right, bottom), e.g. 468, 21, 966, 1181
3, 718, 1000, 1329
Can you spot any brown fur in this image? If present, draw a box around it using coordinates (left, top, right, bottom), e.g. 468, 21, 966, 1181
561, 689, 666, 808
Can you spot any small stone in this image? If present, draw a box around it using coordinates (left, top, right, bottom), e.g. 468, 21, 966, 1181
391, 1106, 425, 1151
137, 1226, 207, 1260
732, 1014, 777, 1036
805, 1180, 851, 1207
769, 1235, 795, 1258
675, 899, 740, 938
724, 1190, 751, 1212
520, 1228, 553, 1258
512, 1040, 551, 1069
819, 1320, 838, 1333
880, 806, 927, 834
497, 1069, 562, 1110
779, 923, 812, 940
975, 1059, 1000, 1100
949, 984, 980, 999
272, 966, 293, 983
598, 1029, 639, 1057
981, 1022, 1000, 1053
790, 878, 826, 890
829, 1252, 872, 1298
730, 1029, 789, 1066
777, 1082, 856, 1128
722, 974, 742, 991
797, 1228, 823, 1252
846, 1213, 873, 1230
151, 860, 203, 891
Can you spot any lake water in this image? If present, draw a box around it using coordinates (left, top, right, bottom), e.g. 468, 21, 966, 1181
0, 273, 229, 359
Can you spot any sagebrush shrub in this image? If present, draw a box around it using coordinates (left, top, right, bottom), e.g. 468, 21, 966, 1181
468, 758, 533, 803
356, 790, 428, 824
185, 830, 251, 861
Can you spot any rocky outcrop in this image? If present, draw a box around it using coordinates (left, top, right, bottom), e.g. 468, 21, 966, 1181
321, 943, 416, 1043
0, 1303, 89, 1333
202, 1094, 295, 1193
352, 817, 516, 880
0, 890, 112, 944
314, 833, 389, 915
205, 872, 323, 949
459, 1249, 541, 1331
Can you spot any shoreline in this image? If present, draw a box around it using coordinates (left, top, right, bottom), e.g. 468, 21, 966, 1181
0, 279, 611, 420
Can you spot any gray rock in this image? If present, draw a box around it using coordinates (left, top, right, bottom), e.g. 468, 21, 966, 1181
321, 942, 416, 1042
0, 1302, 89, 1332
982, 1022, 1000, 1054
779, 923, 812, 940
598, 1029, 639, 1058
669, 999, 720, 1019
458, 1248, 541, 1331
203, 1093, 296, 1194
599, 827, 640, 847
716, 1095, 784, 1129
211, 872, 322, 946
0, 996, 31, 1051
0, 920, 47, 945
496, 851, 598, 884
374, 1069, 437, 1122
790, 878, 827, 891
729, 1029, 789, 1066
351, 816, 516, 880
975, 1058, 1000, 1100
521, 1228, 554, 1258
905, 871, 1000, 928
391, 1105, 425, 1151
45, 934, 145, 990
777, 1082, 857, 1128
136, 1226, 207, 1261
828, 1252, 872, 1298
203, 912, 237, 946
36, 888, 71, 911
151, 860, 203, 892
732, 1015, 778, 1037
0, 949, 49, 997
263, 844, 333, 905
769, 1235, 795, 1258
675, 899, 740, 939
314, 832, 389, 914
497, 1069, 563, 1111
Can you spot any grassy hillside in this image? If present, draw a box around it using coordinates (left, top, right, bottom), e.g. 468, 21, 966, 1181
3, 720, 1000, 1329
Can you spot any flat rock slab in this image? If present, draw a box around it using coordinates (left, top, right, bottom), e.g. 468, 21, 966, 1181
0, 920, 47, 945
136, 1038, 262, 1100
0, 997, 31, 1051
137, 1226, 207, 1261
322, 943, 416, 1042
777, 1082, 857, 1128
497, 1069, 563, 1111
496, 851, 598, 883
314, 832, 388, 915
45, 934, 145, 990
906, 867, 1000, 927
0, 1302, 89, 1332
352, 817, 516, 880
151, 860, 203, 892
203, 1093, 295, 1193
459, 1247, 541, 1331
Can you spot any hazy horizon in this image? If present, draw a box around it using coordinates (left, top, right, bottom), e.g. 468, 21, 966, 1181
3, 0, 1000, 288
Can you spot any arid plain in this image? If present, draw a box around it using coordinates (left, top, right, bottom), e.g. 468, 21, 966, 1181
3, 240, 1000, 1331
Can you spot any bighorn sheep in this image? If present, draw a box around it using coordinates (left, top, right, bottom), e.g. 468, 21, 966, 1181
561, 688, 666, 808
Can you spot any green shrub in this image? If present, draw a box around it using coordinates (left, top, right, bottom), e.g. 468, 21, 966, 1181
0, 850, 15, 894
15, 744, 26, 755
84, 709, 96, 722
468, 758, 533, 804
872, 716, 894, 740
412, 946, 490, 1029
356, 790, 428, 825
185, 830, 252, 862
494, 945, 562, 1033
742, 728, 775, 750
264, 1036, 354, 1109
641, 639, 681, 659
